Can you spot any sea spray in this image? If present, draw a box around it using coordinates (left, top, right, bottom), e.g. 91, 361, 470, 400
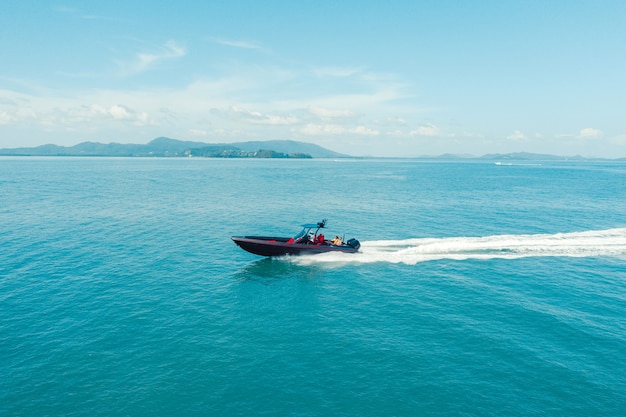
291, 228, 626, 266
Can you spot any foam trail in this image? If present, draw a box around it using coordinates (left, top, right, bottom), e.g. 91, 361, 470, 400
291, 228, 626, 266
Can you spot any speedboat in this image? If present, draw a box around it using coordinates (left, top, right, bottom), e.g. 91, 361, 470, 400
232, 219, 360, 257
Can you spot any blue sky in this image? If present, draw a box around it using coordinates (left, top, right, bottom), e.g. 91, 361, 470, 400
1, 1, 625, 157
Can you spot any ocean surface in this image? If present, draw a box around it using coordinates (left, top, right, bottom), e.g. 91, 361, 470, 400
1, 157, 626, 416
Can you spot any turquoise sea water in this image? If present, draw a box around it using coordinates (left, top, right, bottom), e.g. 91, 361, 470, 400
2, 157, 626, 416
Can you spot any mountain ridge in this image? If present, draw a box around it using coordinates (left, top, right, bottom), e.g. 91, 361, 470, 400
0, 137, 348, 158
1, 138, 624, 160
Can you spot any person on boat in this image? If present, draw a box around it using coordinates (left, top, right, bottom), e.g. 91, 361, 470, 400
316, 234, 325, 245
332, 236, 342, 245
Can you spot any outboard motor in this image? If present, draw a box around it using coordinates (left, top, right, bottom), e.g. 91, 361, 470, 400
347, 238, 360, 250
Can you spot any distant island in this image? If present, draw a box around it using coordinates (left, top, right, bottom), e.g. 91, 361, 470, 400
0, 137, 347, 159
421, 152, 626, 162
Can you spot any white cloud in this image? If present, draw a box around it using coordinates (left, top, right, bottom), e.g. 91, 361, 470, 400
555, 133, 576, 139
299, 123, 345, 136
579, 127, 603, 138
188, 129, 208, 137
229, 106, 299, 125
34, 103, 153, 129
297, 123, 379, 136
410, 123, 440, 137
507, 130, 526, 140
385, 117, 407, 126
610, 134, 626, 145
388, 129, 406, 137
109, 104, 131, 120
351, 126, 379, 136
254, 115, 299, 125
207, 37, 262, 50
308, 106, 356, 120
118, 40, 186, 76
81, 104, 150, 125
0, 110, 16, 124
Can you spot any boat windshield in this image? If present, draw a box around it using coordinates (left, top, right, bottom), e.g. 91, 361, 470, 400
292, 221, 325, 242
293, 227, 309, 240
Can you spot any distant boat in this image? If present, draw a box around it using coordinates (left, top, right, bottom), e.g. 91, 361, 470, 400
232, 219, 360, 257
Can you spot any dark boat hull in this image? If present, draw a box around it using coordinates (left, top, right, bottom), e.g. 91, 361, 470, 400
232, 236, 359, 257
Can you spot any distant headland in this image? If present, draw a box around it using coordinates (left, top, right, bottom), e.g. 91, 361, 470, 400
0, 137, 348, 159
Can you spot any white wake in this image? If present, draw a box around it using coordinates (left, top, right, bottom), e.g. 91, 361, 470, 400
291, 228, 626, 266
